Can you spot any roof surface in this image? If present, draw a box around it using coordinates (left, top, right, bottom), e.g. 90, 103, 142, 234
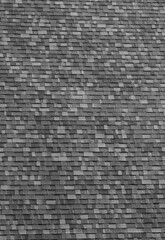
1, 0, 165, 239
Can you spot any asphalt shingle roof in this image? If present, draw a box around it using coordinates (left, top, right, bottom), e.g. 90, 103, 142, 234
1, 0, 165, 239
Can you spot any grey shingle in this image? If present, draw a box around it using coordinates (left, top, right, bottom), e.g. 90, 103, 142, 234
1, 0, 165, 239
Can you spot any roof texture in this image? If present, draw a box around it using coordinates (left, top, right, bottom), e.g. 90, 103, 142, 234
1, 0, 165, 239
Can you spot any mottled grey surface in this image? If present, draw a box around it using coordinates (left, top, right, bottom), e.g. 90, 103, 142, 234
0, 0, 165, 239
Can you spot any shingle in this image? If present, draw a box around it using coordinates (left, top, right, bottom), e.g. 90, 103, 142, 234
1, 0, 165, 239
